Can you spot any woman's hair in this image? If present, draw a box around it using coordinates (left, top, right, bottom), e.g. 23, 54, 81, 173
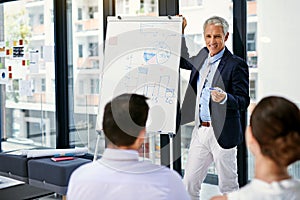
250, 96, 300, 166
203, 16, 229, 35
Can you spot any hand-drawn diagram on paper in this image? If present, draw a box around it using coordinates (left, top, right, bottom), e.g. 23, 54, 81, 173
97, 16, 182, 133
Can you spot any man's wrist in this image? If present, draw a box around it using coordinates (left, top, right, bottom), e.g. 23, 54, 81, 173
220, 93, 227, 104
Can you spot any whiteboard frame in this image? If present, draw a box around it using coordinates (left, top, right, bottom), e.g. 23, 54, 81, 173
97, 16, 183, 135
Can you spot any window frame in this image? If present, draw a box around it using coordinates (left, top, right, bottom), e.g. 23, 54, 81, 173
0, 0, 248, 186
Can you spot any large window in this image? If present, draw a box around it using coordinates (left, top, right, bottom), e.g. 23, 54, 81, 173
68, 0, 159, 157
247, 0, 300, 181
179, 0, 233, 180
114, 0, 160, 164
1, 0, 55, 151
68, 0, 103, 153
116, 0, 158, 16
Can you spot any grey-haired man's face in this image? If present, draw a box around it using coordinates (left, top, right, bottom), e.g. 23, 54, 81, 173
204, 24, 228, 56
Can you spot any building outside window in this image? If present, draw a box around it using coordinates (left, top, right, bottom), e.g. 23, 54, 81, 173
116, 0, 158, 16
41, 78, 46, 92
88, 6, 98, 19
249, 79, 256, 100
90, 79, 99, 94
247, 32, 256, 51
39, 13, 44, 25
69, 0, 103, 153
247, 0, 300, 180
78, 44, 83, 57
78, 8, 82, 20
1, 0, 56, 149
180, 0, 203, 7
88, 42, 98, 57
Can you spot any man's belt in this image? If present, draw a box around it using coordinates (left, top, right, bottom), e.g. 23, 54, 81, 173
200, 121, 211, 127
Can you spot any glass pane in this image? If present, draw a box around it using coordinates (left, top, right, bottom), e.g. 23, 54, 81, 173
1, 0, 55, 151
179, 0, 233, 177
116, 0, 158, 16
114, 0, 160, 164
247, 0, 300, 181
68, 0, 104, 155
68, 0, 160, 159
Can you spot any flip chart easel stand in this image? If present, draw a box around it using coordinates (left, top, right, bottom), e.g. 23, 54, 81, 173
93, 130, 175, 170
93, 130, 102, 162
168, 132, 174, 170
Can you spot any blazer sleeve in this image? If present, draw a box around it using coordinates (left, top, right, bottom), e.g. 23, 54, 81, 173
180, 37, 209, 72
226, 56, 250, 111
180, 37, 193, 70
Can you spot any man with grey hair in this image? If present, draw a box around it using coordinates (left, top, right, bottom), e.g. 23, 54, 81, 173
180, 16, 249, 199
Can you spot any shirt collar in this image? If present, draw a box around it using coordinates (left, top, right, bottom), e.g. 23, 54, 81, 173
102, 148, 139, 161
208, 48, 225, 64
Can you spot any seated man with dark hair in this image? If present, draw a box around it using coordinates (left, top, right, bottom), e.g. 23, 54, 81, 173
67, 93, 190, 200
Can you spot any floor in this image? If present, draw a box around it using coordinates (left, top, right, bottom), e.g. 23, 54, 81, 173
200, 183, 221, 199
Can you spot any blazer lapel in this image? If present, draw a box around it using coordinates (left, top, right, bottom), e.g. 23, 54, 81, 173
217, 47, 231, 73
212, 47, 231, 85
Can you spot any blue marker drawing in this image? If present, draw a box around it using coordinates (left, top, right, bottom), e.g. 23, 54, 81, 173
209, 87, 223, 93
143, 52, 156, 62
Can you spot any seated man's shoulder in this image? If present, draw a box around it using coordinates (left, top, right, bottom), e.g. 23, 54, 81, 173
136, 162, 183, 181
71, 161, 99, 177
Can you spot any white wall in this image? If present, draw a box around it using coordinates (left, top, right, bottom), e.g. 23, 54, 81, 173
257, 0, 300, 105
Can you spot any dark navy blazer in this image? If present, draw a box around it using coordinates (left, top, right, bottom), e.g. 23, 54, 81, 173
180, 40, 250, 149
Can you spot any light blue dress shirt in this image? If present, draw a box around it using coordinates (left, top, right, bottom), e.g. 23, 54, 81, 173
198, 48, 225, 122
